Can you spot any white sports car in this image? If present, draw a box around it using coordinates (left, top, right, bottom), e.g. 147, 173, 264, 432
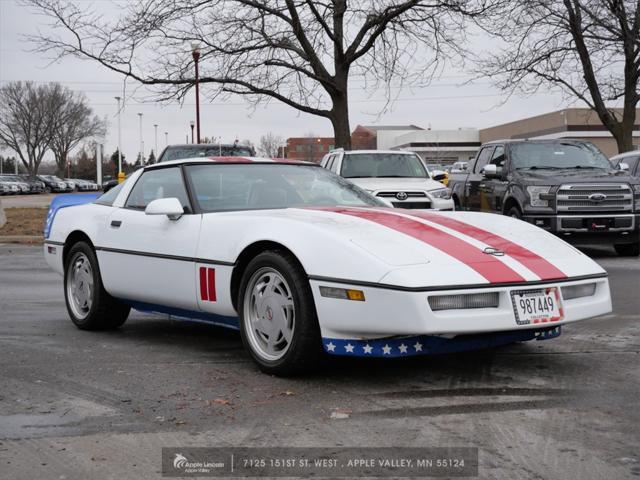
44, 157, 612, 375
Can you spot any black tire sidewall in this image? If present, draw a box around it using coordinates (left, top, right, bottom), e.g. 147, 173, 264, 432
507, 206, 522, 219
238, 250, 321, 374
64, 242, 106, 329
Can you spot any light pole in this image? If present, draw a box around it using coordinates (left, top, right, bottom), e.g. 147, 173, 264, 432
191, 42, 201, 144
138, 113, 144, 165
115, 97, 123, 177
165, 131, 168, 146
190, 121, 195, 144
154, 124, 158, 161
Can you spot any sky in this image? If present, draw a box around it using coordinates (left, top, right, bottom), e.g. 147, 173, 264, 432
0, 0, 577, 163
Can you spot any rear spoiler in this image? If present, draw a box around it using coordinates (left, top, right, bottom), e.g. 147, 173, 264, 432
44, 193, 100, 239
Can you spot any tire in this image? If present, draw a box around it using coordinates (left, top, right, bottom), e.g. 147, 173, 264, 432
64, 241, 130, 330
45, 187, 51, 194
237, 250, 323, 376
506, 206, 522, 220
614, 242, 640, 256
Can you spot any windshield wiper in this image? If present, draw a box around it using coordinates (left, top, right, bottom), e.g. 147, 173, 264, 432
517, 166, 563, 170
567, 165, 605, 169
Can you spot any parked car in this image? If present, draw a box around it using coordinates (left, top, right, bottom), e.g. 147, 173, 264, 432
44, 157, 611, 375
67, 178, 99, 191
38, 175, 70, 193
0, 177, 20, 195
0, 175, 31, 194
18, 175, 46, 193
320, 150, 454, 210
157, 143, 256, 162
448, 139, 640, 256
611, 151, 640, 176
449, 161, 469, 173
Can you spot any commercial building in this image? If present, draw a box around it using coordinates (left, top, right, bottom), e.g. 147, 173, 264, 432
283, 137, 335, 162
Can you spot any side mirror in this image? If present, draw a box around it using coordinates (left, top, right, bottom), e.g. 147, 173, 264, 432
618, 162, 630, 171
481, 164, 500, 178
145, 197, 184, 220
432, 173, 447, 182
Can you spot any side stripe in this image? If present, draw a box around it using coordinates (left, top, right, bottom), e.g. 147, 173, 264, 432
406, 211, 566, 280
199, 267, 209, 301
326, 207, 526, 284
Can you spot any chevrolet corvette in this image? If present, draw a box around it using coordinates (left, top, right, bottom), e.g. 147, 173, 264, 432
44, 157, 612, 374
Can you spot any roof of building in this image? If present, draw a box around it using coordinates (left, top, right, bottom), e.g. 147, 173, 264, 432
358, 124, 424, 132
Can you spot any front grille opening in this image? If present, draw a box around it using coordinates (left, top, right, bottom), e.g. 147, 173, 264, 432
428, 292, 500, 311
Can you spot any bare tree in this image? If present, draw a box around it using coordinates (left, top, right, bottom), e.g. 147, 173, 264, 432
26, 0, 492, 149
259, 132, 285, 157
51, 90, 106, 177
0, 82, 65, 177
479, 0, 640, 153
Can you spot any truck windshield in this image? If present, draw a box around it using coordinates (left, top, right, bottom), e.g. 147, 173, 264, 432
511, 143, 612, 170
341, 153, 428, 178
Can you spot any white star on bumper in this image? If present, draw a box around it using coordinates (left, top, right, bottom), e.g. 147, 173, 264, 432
345, 343, 354, 353
363, 344, 373, 354
326, 342, 336, 352
382, 344, 392, 355
399, 343, 408, 354
413, 342, 423, 352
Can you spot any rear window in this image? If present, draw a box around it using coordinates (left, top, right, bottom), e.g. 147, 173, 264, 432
159, 145, 255, 161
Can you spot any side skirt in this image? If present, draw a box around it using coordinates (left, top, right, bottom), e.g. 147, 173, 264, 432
121, 300, 240, 331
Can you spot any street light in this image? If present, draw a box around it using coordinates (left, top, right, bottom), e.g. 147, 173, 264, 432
154, 124, 158, 161
190, 121, 195, 144
138, 113, 144, 165
114, 97, 123, 177
165, 131, 168, 146
191, 42, 201, 144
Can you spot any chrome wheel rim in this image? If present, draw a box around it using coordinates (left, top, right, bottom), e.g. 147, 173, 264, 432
66, 253, 94, 320
243, 267, 295, 362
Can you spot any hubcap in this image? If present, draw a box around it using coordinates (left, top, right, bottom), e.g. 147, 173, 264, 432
243, 267, 295, 361
66, 253, 94, 320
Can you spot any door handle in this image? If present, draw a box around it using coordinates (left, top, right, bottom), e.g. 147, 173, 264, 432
110, 220, 122, 228
479, 183, 486, 188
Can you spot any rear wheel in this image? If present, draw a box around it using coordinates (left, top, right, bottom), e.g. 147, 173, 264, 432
64, 242, 130, 330
614, 242, 640, 256
238, 250, 323, 375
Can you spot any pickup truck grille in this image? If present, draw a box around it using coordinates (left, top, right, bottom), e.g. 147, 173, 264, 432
556, 184, 633, 212
376, 191, 427, 198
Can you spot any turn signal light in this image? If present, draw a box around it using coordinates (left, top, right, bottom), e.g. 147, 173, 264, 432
429, 292, 499, 311
561, 283, 596, 300
320, 286, 366, 301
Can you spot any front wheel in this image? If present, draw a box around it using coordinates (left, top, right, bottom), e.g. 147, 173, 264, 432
506, 206, 522, 219
238, 250, 323, 375
64, 242, 130, 330
614, 242, 640, 257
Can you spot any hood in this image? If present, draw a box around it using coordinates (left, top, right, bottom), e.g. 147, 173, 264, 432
347, 176, 445, 192
225, 207, 602, 288
515, 168, 636, 185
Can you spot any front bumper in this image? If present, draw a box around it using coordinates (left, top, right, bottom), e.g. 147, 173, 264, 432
523, 213, 640, 244
311, 275, 611, 340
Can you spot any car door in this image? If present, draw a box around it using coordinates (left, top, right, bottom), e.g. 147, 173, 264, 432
480, 144, 507, 212
465, 146, 494, 211
97, 166, 202, 311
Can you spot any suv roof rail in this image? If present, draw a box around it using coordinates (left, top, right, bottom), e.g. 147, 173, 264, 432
329, 147, 345, 153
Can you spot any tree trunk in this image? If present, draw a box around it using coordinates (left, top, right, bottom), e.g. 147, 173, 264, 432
616, 104, 637, 154
330, 94, 351, 150
0, 198, 6, 230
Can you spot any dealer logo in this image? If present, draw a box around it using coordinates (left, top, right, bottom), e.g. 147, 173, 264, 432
395, 192, 408, 201
173, 453, 188, 470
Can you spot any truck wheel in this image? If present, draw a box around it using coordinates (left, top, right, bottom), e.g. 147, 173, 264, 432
614, 243, 640, 256
64, 241, 130, 330
238, 250, 323, 376
507, 206, 522, 220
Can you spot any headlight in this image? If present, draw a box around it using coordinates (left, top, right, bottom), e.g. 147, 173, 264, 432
633, 185, 640, 210
526, 186, 552, 207
430, 188, 451, 199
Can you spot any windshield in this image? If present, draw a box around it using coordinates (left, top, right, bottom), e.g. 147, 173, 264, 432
160, 145, 255, 162
185, 164, 384, 212
510, 142, 612, 170
341, 153, 428, 178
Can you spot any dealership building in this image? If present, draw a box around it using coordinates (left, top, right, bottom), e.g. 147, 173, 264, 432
284, 108, 640, 164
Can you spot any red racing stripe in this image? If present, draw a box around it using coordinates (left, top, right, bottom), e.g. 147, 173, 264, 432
207, 268, 217, 302
324, 208, 525, 284
405, 211, 566, 280
199, 267, 209, 301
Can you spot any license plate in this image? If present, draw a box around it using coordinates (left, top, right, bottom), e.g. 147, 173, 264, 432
511, 287, 563, 326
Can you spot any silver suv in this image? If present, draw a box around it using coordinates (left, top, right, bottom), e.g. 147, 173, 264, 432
320, 149, 454, 210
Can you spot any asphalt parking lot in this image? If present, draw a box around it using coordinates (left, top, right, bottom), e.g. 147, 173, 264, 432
0, 244, 639, 479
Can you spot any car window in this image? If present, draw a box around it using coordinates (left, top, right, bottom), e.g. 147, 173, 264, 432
159, 145, 254, 162
474, 147, 495, 173
185, 164, 384, 212
490, 145, 506, 168
325, 154, 335, 171
510, 142, 611, 170
95, 183, 124, 206
340, 153, 427, 178
125, 167, 191, 211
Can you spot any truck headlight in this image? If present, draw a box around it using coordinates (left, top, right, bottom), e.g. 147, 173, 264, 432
430, 188, 451, 199
526, 186, 552, 207
634, 184, 640, 210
